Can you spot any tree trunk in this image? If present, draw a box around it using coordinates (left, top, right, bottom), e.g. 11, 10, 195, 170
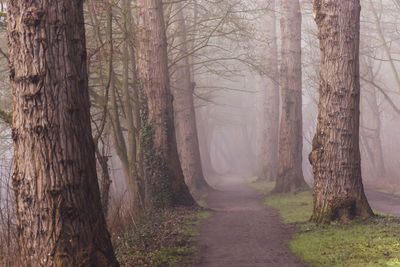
310, 0, 374, 223
273, 0, 308, 192
197, 108, 218, 178
170, 2, 212, 196
7, 0, 119, 265
121, 0, 145, 215
257, 0, 280, 181
137, 0, 195, 209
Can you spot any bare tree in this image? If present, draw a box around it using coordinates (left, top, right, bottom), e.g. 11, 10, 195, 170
169, 2, 212, 196
273, 0, 308, 192
310, 0, 373, 223
137, 0, 195, 209
256, 0, 280, 181
360, 55, 386, 181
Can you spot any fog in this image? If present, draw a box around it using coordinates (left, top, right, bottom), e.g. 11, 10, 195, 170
1, 0, 400, 264
0, 0, 399, 209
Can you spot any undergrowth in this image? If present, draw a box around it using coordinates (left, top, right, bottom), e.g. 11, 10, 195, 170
249, 179, 400, 266
113, 207, 211, 266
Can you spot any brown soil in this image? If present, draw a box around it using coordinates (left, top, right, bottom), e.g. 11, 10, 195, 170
194, 176, 304, 267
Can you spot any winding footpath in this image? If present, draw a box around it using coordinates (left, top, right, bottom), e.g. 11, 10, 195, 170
194, 176, 304, 267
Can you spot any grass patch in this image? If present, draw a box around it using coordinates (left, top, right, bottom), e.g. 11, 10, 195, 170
247, 177, 275, 197
293, 216, 400, 266
258, 188, 400, 266
197, 199, 208, 209
265, 191, 312, 224
113, 207, 211, 266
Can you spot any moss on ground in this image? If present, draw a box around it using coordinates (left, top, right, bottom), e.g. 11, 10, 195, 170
113, 207, 211, 266
250, 180, 400, 266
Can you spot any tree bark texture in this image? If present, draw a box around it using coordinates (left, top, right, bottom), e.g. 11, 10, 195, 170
7, 0, 119, 265
137, 0, 195, 209
310, 0, 374, 223
274, 0, 308, 192
257, 0, 280, 181
170, 2, 211, 196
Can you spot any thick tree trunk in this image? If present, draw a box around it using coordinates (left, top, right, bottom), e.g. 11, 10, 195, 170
310, 0, 374, 223
7, 0, 119, 265
257, 0, 280, 181
137, 0, 195, 209
273, 0, 308, 192
170, 3, 212, 196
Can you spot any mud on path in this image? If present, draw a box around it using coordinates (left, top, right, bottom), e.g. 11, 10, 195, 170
193, 176, 304, 267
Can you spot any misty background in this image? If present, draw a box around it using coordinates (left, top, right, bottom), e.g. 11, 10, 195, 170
0, 0, 400, 235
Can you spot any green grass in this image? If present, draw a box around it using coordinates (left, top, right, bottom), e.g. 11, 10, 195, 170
197, 199, 208, 209
247, 177, 275, 196
251, 183, 400, 267
265, 191, 313, 224
293, 216, 400, 266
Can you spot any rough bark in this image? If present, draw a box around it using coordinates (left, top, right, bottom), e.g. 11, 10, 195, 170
310, 0, 374, 223
170, 2, 212, 196
257, 0, 280, 181
273, 0, 308, 192
137, 0, 195, 209
7, 0, 119, 265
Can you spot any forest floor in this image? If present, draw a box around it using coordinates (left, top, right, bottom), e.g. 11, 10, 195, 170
191, 177, 400, 267
109, 178, 400, 266
193, 176, 304, 267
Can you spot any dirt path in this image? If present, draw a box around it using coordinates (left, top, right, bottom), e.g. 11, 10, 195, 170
366, 189, 400, 216
194, 176, 304, 267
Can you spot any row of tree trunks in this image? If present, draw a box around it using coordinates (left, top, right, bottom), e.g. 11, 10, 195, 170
360, 56, 386, 181
256, 0, 280, 181
197, 108, 219, 178
310, 0, 373, 223
273, 0, 308, 193
170, 2, 212, 196
7, 0, 119, 265
137, 0, 195, 209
